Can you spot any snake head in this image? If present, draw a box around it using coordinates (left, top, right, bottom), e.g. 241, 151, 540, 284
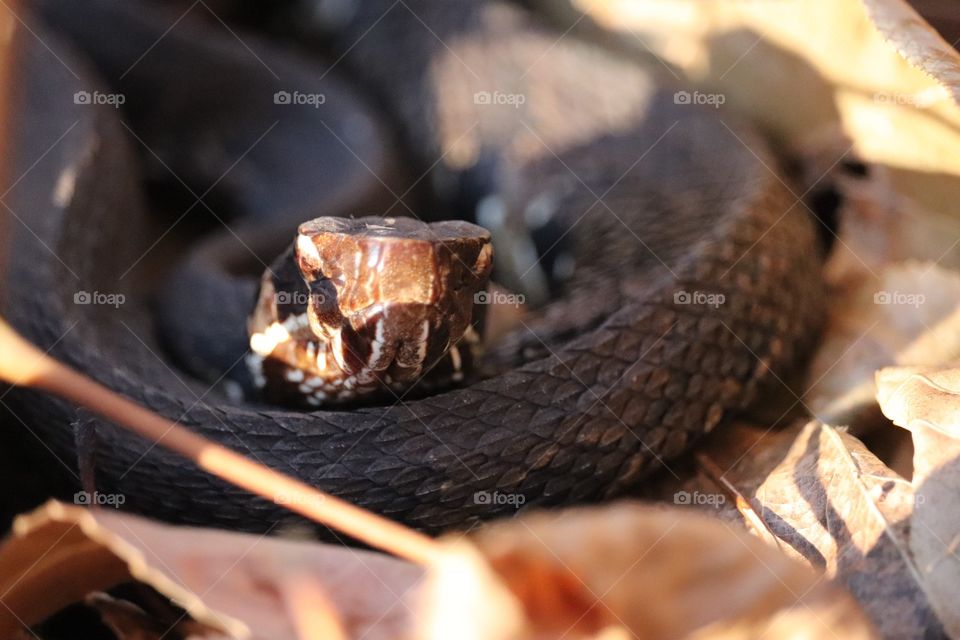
247, 216, 492, 407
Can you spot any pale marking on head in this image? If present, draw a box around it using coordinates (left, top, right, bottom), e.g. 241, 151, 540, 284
283, 314, 310, 332
250, 322, 292, 357
416, 319, 430, 362
331, 327, 347, 371
316, 344, 328, 371
296, 233, 321, 265
368, 319, 385, 366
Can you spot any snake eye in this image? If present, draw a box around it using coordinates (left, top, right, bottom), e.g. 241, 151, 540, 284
247, 216, 492, 407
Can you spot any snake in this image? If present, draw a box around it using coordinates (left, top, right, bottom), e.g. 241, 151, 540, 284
0, 0, 824, 534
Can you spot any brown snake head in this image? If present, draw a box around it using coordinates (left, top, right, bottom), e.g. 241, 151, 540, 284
247, 216, 493, 407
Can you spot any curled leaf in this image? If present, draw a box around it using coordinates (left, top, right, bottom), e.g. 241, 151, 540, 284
878, 365, 960, 637
0, 501, 422, 639
702, 421, 945, 637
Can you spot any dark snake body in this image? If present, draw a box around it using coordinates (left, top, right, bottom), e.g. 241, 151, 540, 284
0, 0, 823, 533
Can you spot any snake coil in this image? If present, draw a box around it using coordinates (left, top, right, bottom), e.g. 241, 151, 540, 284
0, 0, 824, 533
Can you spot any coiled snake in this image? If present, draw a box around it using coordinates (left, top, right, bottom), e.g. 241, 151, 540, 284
0, 0, 823, 533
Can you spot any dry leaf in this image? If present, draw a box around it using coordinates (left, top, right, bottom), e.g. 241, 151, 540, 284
703, 421, 945, 638
459, 502, 875, 640
877, 365, 960, 637
814, 158, 960, 290
1, 500, 875, 640
0, 501, 422, 640
806, 262, 960, 430
561, 0, 960, 206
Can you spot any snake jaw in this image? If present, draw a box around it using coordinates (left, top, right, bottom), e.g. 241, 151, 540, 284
247, 216, 492, 408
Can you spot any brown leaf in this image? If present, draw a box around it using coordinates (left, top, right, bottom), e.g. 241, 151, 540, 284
806, 263, 960, 431
564, 0, 960, 193
877, 365, 960, 637
805, 263, 960, 432
2, 500, 876, 640
706, 421, 945, 637
454, 502, 876, 640
0, 502, 422, 639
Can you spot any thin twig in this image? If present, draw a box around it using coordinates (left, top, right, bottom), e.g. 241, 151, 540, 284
0, 318, 440, 565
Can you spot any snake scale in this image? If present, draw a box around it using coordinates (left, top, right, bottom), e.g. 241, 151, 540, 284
0, 0, 824, 533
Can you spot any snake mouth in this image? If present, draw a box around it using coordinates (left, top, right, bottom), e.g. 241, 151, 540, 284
247, 216, 492, 407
